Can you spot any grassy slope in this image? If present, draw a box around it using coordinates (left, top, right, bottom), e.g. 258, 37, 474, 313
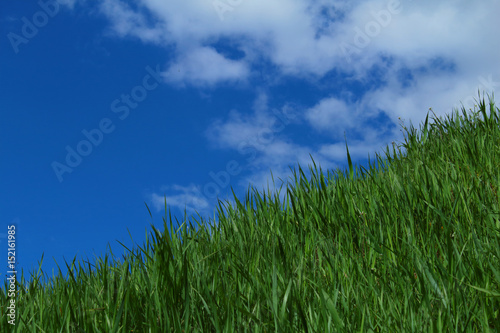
1, 95, 499, 332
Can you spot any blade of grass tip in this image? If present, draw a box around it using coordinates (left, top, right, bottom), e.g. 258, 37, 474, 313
474, 93, 488, 129
489, 94, 499, 125
164, 195, 167, 219
116, 239, 139, 263
231, 187, 247, 215
299, 163, 309, 186
344, 132, 354, 182
63, 256, 79, 288
309, 153, 318, 182
421, 111, 430, 147
36, 252, 45, 279
144, 202, 153, 219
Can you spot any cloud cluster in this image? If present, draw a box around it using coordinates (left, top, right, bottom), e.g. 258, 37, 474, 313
74, 0, 499, 214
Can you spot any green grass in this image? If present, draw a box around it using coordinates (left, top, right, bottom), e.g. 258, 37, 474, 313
2, 94, 499, 332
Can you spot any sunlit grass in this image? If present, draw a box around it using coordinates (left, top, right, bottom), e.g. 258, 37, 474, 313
1, 93, 499, 332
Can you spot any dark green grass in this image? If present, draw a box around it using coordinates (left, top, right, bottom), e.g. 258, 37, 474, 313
1, 94, 499, 332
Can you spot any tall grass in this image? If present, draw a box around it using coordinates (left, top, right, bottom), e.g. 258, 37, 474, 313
1, 94, 499, 332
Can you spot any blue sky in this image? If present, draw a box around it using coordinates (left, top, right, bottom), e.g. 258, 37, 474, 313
1, 0, 499, 286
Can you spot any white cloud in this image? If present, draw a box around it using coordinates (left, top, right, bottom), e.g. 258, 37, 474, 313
162, 46, 249, 88
150, 184, 210, 215
205, 91, 298, 150
98, 0, 166, 44
87, 0, 499, 101
305, 97, 355, 134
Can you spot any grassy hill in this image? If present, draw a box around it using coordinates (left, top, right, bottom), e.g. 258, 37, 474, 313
2, 94, 499, 332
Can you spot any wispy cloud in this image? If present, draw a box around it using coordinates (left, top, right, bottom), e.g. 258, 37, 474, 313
162, 46, 250, 88
98, 0, 166, 44
150, 184, 210, 215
